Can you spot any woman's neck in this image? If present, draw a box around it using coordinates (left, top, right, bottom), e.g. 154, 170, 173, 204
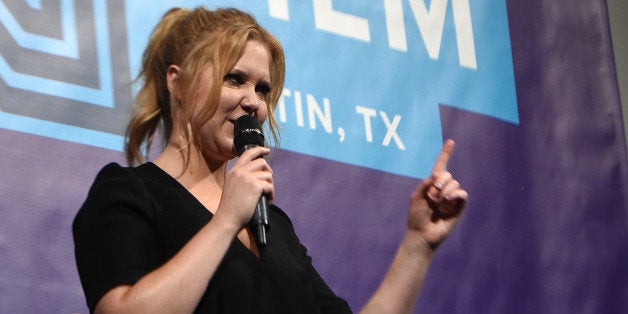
153, 145, 227, 212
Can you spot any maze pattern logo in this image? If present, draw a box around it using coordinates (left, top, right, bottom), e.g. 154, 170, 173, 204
0, 0, 131, 148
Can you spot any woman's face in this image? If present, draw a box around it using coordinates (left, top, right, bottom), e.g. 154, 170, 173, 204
194, 40, 272, 162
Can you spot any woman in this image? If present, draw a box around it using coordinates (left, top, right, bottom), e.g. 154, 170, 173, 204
73, 6, 468, 313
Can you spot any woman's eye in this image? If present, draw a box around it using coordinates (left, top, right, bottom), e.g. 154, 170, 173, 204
256, 83, 271, 97
224, 72, 270, 98
224, 73, 243, 86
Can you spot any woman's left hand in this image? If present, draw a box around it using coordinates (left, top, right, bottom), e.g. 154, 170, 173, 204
407, 139, 468, 249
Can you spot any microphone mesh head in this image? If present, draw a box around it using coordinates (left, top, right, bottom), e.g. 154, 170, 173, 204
234, 115, 265, 155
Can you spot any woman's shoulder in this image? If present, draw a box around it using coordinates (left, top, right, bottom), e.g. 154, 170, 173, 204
92, 162, 144, 182
75, 163, 156, 222
268, 204, 302, 240
88, 162, 163, 191
269, 204, 292, 226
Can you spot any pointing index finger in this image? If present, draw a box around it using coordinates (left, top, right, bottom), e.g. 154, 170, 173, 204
432, 139, 455, 174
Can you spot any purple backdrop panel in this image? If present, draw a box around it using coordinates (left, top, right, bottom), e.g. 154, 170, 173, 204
0, 128, 124, 313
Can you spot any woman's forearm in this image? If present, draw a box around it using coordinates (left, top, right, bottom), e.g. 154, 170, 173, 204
360, 230, 435, 314
94, 214, 240, 314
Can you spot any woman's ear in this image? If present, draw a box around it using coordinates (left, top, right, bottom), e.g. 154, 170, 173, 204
167, 65, 181, 102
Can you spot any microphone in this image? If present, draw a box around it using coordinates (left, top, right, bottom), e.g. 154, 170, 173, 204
233, 115, 269, 247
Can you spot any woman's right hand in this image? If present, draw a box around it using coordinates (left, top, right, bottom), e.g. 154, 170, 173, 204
216, 146, 274, 228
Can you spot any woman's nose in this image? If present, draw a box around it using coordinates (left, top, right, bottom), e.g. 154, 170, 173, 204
239, 87, 261, 115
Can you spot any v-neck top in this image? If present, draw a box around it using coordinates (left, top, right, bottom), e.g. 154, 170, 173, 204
73, 162, 351, 313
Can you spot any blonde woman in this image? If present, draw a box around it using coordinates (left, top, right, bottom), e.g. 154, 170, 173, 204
73, 7, 467, 313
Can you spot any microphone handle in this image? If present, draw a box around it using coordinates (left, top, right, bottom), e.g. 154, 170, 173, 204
250, 194, 269, 246
240, 143, 269, 247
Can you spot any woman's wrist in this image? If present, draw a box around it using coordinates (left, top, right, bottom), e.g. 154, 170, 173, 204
208, 210, 243, 238
403, 229, 437, 258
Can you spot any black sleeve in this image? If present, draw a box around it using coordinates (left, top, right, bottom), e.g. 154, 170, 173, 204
72, 163, 160, 312
304, 253, 353, 313
271, 206, 353, 313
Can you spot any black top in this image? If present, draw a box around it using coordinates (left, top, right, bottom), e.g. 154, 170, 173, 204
72, 162, 351, 313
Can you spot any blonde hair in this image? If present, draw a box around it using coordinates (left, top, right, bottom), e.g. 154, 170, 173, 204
125, 7, 285, 166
